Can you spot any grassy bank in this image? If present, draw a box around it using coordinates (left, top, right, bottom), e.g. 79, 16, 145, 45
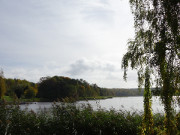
0, 100, 173, 135
78, 96, 113, 101
2, 96, 113, 103
3, 96, 40, 102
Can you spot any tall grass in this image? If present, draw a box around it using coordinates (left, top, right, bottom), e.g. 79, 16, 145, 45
0, 100, 178, 135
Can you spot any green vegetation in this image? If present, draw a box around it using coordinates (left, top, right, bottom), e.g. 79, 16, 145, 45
2, 96, 40, 103
38, 76, 143, 101
3, 96, 13, 102
122, 0, 180, 134
142, 67, 154, 134
2, 75, 144, 103
78, 96, 113, 100
38, 76, 105, 101
5, 78, 38, 100
109, 88, 143, 97
1, 100, 176, 135
0, 69, 6, 99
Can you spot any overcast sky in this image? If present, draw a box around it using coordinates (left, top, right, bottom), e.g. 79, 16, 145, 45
0, 0, 138, 88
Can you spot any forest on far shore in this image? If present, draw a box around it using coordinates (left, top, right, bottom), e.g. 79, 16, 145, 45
1, 75, 146, 101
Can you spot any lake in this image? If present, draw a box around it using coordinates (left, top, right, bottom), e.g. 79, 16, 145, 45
20, 96, 180, 113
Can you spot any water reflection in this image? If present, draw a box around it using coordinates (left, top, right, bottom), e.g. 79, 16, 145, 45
20, 96, 180, 113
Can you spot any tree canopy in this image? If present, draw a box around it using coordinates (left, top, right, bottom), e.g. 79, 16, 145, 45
5, 78, 37, 99
38, 76, 112, 101
122, 0, 180, 134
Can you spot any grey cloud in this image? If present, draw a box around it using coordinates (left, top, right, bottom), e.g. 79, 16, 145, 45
67, 59, 93, 76
67, 58, 117, 76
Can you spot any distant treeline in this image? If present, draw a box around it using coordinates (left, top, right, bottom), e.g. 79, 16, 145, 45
107, 88, 144, 97
4, 76, 145, 101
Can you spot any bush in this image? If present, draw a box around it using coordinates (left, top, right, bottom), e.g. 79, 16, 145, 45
0, 101, 175, 135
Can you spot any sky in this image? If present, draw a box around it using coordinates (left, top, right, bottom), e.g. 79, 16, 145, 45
0, 0, 138, 88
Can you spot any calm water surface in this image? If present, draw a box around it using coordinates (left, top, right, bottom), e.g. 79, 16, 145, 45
20, 96, 180, 113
